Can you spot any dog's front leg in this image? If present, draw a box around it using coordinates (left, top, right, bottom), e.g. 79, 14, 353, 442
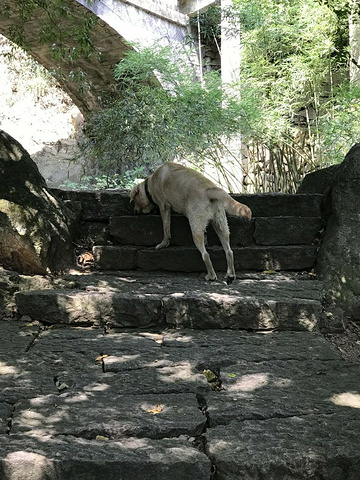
156, 204, 171, 249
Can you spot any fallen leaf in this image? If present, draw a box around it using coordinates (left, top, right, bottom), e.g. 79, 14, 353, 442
202, 369, 217, 382
227, 373, 237, 378
95, 354, 108, 364
58, 382, 69, 391
147, 404, 164, 415
96, 435, 109, 441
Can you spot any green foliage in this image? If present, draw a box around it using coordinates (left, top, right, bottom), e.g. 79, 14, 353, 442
2, 0, 358, 192
84, 44, 261, 178
189, 5, 221, 44
60, 167, 145, 190
223, 0, 353, 190
1, 0, 98, 62
318, 82, 360, 164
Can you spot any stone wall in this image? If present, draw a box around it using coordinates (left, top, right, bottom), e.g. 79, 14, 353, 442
299, 144, 360, 318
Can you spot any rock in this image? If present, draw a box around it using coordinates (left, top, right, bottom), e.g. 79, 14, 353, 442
0, 268, 19, 317
14, 272, 324, 331
93, 244, 318, 273
206, 414, 360, 480
253, 217, 323, 245
109, 215, 254, 247
316, 143, 360, 316
12, 392, 206, 440
297, 164, 340, 194
231, 193, 323, 217
51, 189, 132, 221
0, 435, 211, 480
0, 130, 76, 274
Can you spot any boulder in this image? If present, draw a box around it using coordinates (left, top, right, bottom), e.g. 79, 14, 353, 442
0, 130, 76, 275
297, 164, 340, 194
316, 143, 360, 316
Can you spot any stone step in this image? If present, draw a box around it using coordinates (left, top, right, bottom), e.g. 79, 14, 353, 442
15, 272, 324, 331
92, 244, 318, 272
52, 189, 324, 221
109, 215, 323, 247
1, 321, 359, 479
232, 193, 324, 217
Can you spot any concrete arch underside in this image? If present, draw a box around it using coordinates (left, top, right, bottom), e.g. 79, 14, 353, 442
0, 0, 191, 117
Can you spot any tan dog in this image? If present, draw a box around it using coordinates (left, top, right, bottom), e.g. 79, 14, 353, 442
130, 162, 252, 283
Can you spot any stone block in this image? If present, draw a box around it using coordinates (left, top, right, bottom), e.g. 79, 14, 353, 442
0, 435, 211, 480
93, 245, 139, 270
232, 193, 323, 217
206, 414, 360, 480
234, 245, 318, 271
52, 189, 132, 221
15, 290, 163, 328
12, 392, 206, 440
163, 293, 319, 331
254, 216, 323, 245
110, 215, 193, 246
110, 215, 255, 247
137, 245, 318, 273
79, 221, 110, 245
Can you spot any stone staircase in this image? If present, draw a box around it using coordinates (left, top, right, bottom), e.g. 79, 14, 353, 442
6, 189, 360, 480
15, 190, 326, 332
74, 191, 325, 274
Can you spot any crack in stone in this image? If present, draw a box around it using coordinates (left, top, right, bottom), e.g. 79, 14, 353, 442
6, 402, 16, 435
194, 394, 217, 480
24, 324, 44, 352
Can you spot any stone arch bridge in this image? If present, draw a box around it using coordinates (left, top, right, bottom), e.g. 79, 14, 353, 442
0, 0, 215, 117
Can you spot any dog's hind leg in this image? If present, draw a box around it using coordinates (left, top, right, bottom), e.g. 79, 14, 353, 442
190, 223, 217, 281
211, 211, 236, 284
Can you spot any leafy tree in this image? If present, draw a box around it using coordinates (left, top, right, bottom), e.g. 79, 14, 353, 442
218, 0, 354, 190
83, 44, 261, 189
0, 0, 98, 62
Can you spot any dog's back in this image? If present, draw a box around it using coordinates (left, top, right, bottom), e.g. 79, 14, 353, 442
151, 162, 251, 220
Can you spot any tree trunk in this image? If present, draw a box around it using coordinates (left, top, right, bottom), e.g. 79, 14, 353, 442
349, 0, 360, 84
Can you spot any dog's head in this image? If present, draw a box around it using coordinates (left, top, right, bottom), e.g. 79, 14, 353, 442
130, 181, 153, 214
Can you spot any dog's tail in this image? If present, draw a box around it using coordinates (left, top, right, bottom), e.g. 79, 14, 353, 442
207, 188, 252, 219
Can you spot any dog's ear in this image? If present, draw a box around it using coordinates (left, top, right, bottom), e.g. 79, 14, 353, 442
130, 185, 139, 203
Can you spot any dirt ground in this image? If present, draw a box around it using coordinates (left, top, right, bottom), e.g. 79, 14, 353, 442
326, 320, 360, 363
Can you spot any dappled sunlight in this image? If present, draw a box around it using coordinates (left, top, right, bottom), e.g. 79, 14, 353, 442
209, 293, 246, 304
162, 333, 194, 345
226, 373, 269, 393
4, 451, 55, 479
17, 407, 69, 431
120, 437, 151, 450
330, 392, 360, 409
83, 382, 111, 393
169, 292, 185, 299
298, 310, 317, 332
272, 377, 292, 388
157, 364, 202, 384
58, 392, 90, 404
207, 439, 231, 454
0, 361, 20, 375
258, 307, 278, 330
105, 354, 142, 366
139, 332, 164, 344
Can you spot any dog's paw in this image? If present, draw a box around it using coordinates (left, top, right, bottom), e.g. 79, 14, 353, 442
205, 273, 217, 281
155, 240, 170, 250
226, 275, 235, 285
